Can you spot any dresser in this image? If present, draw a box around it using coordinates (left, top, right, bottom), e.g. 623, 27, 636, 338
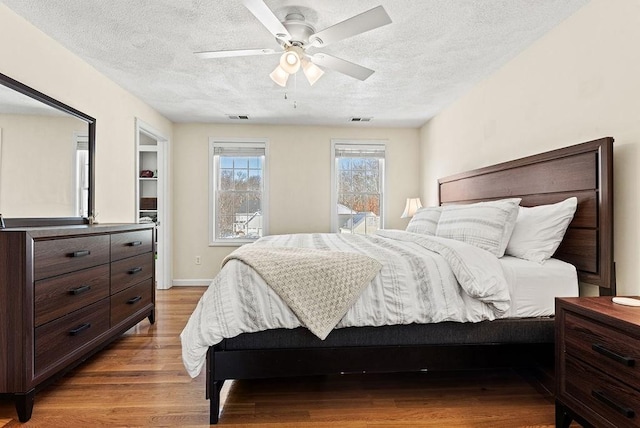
0, 223, 155, 422
556, 297, 640, 427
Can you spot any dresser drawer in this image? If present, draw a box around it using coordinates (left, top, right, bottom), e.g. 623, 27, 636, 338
35, 298, 110, 375
564, 355, 640, 427
34, 264, 110, 327
111, 229, 153, 261
34, 235, 110, 280
111, 279, 153, 327
564, 311, 640, 387
111, 253, 153, 294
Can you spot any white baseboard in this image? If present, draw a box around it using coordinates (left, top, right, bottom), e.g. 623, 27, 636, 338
172, 279, 213, 287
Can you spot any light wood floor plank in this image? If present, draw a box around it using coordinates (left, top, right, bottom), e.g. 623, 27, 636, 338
0, 286, 571, 427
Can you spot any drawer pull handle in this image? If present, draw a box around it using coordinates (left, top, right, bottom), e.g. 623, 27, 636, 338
592, 390, 635, 418
69, 323, 91, 336
69, 285, 92, 295
128, 241, 142, 247
592, 343, 635, 366
70, 250, 91, 258
128, 267, 143, 274
127, 296, 142, 304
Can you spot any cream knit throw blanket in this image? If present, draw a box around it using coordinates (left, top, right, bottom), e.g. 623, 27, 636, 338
223, 246, 382, 339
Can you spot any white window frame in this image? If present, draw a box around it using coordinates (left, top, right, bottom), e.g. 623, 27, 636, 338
330, 139, 387, 234
209, 138, 269, 246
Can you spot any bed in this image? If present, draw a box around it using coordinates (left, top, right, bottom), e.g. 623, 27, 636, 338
184, 137, 614, 424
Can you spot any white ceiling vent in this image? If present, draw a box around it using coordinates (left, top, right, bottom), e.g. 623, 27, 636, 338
350, 117, 372, 122
228, 114, 250, 120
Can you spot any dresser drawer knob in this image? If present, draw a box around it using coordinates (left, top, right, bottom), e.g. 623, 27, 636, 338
127, 296, 142, 304
128, 267, 143, 274
592, 390, 635, 418
69, 285, 92, 295
69, 250, 91, 258
128, 241, 143, 247
592, 343, 635, 366
69, 323, 92, 336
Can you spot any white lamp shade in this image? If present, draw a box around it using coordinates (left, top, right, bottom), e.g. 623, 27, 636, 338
302, 60, 324, 86
279, 51, 301, 74
401, 197, 422, 218
269, 65, 289, 87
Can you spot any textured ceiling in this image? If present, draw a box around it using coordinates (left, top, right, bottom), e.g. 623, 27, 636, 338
2, 0, 589, 127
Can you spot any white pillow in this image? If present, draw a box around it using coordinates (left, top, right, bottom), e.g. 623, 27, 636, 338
505, 197, 578, 263
435, 198, 521, 257
406, 206, 442, 236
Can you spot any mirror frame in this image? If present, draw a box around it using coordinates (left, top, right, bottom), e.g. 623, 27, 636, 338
0, 72, 95, 228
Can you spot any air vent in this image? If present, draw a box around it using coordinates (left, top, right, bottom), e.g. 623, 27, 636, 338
227, 114, 250, 120
350, 117, 372, 122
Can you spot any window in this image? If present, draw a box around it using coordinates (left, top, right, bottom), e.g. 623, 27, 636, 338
209, 139, 268, 245
331, 141, 385, 235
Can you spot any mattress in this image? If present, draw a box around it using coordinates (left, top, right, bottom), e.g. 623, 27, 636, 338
499, 256, 579, 318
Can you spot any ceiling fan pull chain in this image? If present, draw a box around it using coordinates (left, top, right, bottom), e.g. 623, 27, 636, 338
294, 73, 298, 108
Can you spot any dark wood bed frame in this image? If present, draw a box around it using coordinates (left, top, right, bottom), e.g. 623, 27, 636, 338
205, 137, 615, 424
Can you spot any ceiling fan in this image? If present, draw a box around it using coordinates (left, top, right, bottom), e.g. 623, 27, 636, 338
195, 0, 392, 87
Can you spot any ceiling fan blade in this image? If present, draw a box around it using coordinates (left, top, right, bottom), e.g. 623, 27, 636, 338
194, 48, 278, 59
242, 0, 291, 41
309, 53, 375, 81
309, 5, 392, 47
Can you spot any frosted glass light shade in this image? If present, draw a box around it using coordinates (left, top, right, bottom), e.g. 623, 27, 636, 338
279, 51, 300, 74
401, 198, 422, 218
269, 65, 289, 87
302, 60, 324, 86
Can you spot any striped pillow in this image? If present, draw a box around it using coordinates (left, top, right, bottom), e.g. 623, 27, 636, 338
406, 206, 442, 235
435, 198, 521, 257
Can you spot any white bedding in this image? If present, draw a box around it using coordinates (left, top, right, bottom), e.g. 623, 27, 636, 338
181, 230, 511, 378
498, 256, 578, 318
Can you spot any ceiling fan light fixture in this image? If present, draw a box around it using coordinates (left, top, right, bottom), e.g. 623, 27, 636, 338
279, 46, 303, 74
302, 60, 324, 86
269, 65, 289, 87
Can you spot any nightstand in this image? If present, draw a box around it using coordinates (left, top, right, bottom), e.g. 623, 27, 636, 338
556, 297, 640, 427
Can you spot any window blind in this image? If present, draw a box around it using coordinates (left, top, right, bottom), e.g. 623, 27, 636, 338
213, 145, 265, 157
334, 144, 385, 158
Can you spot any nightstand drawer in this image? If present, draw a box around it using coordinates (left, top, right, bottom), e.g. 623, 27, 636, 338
111, 253, 153, 294
564, 311, 640, 387
35, 298, 110, 375
565, 355, 640, 427
34, 264, 110, 327
111, 229, 153, 261
110, 279, 153, 327
34, 235, 110, 280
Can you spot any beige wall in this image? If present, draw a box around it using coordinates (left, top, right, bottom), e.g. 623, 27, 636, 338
419, 0, 640, 295
0, 114, 86, 217
0, 4, 172, 223
173, 123, 419, 281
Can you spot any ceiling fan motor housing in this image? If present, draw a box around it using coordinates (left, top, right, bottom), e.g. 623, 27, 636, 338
280, 13, 317, 47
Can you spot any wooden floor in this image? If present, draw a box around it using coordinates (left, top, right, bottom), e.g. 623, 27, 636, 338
1, 287, 565, 427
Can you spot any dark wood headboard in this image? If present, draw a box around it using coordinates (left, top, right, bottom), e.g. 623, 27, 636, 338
438, 137, 614, 295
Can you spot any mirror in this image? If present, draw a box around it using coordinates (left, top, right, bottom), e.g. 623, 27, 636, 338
0, 72, 95, 227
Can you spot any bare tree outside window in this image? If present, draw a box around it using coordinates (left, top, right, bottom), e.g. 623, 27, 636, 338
217, 156, 263, 239
333, 143, 385, 235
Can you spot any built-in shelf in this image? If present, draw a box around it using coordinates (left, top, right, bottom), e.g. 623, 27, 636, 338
135, 119, 170, 290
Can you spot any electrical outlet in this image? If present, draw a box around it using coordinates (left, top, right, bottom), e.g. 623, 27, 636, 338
195, 256, 201, 265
